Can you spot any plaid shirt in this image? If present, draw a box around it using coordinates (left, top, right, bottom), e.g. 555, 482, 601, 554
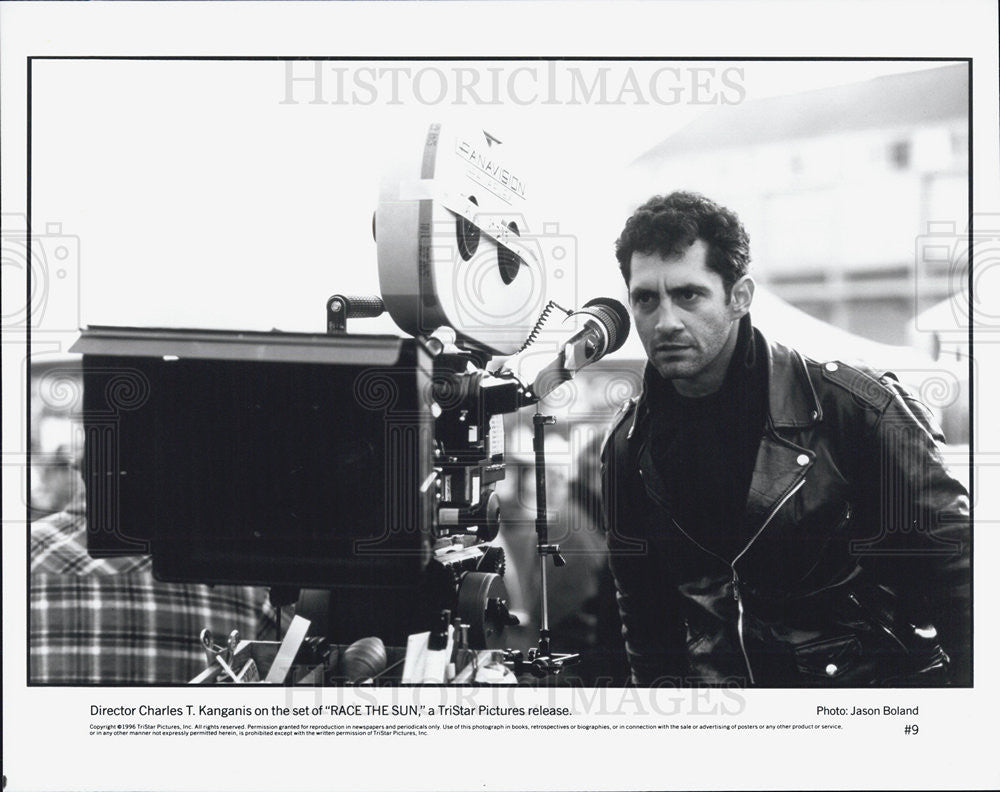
30, 500, 281, 684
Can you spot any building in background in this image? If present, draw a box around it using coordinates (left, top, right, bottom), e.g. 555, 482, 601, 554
629, 63, 968, 348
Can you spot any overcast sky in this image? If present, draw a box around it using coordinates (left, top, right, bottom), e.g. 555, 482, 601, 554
29, 59, 949, 339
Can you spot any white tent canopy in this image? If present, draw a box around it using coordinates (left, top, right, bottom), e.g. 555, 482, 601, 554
609, 285, 966, 395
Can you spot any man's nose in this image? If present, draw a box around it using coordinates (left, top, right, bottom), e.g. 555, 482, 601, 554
654, 300, 684, 335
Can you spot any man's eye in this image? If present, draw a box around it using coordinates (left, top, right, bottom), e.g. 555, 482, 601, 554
676, 290, 698, 303
633, 293, 656, 309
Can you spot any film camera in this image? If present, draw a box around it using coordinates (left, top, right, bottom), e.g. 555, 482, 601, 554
72, 123, 628, 682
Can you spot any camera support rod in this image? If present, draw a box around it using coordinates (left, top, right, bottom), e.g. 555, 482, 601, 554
533, 413, 561, 653
528, 412, 578, 675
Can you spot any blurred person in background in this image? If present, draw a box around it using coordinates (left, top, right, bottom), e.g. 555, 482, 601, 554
30, 467, 281, 684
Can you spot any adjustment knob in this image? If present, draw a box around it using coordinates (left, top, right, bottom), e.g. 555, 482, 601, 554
479, 545, 506, 577
456, 572, 511, 649
486, 597, 519, 627
467, 491, 502, 542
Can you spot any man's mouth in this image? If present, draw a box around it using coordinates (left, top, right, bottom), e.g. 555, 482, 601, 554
654, 343, 690, 352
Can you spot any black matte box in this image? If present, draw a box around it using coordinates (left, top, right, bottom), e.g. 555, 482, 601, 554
76, 329, 434, 639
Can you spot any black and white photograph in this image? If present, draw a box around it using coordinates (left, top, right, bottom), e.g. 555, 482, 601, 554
2, 2, 998, 791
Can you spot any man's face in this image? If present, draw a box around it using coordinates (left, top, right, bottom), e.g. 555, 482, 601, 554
628, 239, 748, 395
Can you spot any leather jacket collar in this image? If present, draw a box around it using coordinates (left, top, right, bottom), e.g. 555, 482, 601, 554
628, 322, 822, 440
630, 322, 823, 549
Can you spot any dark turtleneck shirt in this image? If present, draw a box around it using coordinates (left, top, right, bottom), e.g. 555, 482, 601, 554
646, 315, 768, 562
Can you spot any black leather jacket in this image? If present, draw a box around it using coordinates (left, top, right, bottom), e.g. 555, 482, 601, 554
602, 329, 970, 687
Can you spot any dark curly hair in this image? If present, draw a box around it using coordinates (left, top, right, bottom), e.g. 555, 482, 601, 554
614, 191, 751, 294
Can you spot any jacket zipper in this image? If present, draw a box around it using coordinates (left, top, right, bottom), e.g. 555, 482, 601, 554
729, 477, 807, 684
652, 472, 807, 686
733, 575, 750, 682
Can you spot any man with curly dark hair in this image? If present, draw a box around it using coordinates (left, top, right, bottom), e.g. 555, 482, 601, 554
602, 191, 970, 687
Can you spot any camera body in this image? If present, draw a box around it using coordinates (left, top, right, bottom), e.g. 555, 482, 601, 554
74, 122, 554, 651
74, 325, 524, 647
